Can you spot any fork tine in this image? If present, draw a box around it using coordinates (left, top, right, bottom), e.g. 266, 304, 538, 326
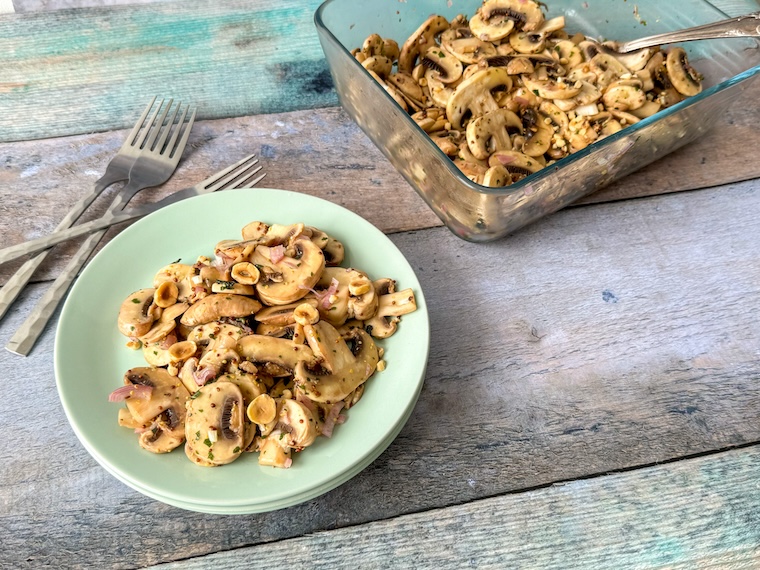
234, 166, 266, 189
207, 158, 260, 192
154, 101, 183, 155
142, 98, 174, 151
123, 96, 157, 149
200, 153, 259, 191
167, 106, 195, 161
132, 98, 165, 149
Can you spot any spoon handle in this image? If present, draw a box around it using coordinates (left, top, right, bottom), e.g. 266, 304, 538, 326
618, 11, 760, 53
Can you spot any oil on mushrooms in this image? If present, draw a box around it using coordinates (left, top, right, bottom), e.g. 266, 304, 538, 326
351, 3, 705, 187
110, 219, 418, 469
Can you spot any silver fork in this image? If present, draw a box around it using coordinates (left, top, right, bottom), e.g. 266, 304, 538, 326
0, 97, 158, 322
0, 154, 265, 262
5, 99, 196, 356
6, 153, 265, 356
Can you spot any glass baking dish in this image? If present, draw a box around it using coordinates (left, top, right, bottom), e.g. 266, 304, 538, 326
315, 0, 760, 241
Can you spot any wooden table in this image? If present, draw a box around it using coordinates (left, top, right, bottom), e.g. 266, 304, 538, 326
1, 1, 759, 568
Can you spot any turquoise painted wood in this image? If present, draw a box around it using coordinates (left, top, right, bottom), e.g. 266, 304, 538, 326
0, 0, 757, 143
0, 0, 336, 142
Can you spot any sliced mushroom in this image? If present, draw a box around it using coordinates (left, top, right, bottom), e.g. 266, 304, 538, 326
361, 55, 393, 79
257, 435, 292, 468
276, 399, 318, 450
254, 298, 319, 328
411, 107, 449, 133
556, 88, 601, 116
138, 302, 189, 345
185, 381, 246, 466
237, 334, 314, 375
294, 321, 380, 404
465, 108, 522, 159
121, 367, 190, 453
363, 283, 418, 338
398, 14, 450, 74
666, 47, 702, 97
117, 288, 158, 338
153, 263, 197, 303
138, 404, 186, 454
482, 164, 511, 187
179, 294, 261, 327
424, 72, 458, 108
446, 67, 513, 130
441, 33, 497, 65
387, 72, 427, 111
521, 70, 582, 100
210, 280, 255, 295
361, 33, 400, 63
551, 39, 583, 69
588, 52, 629, 91
306, 227, 345, 266
470, 0, 544, 41
187, 321, 249, 355
420, 46, 463, 84
314, 267, 378, 326
252, 237, 325, 306
488, 150, 543, 181
602, 78, 647, 112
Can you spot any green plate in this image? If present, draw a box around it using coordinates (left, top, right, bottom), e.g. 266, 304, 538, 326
54, 188, 429, 513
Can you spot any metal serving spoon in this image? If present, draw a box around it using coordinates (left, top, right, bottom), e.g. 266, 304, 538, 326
604, 11, 760, 53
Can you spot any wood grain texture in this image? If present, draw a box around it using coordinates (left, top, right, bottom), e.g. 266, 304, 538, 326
0, 0, 335, 142
3, 94, 760, 286
1, 180, 758, 569
146, 446, 760, 570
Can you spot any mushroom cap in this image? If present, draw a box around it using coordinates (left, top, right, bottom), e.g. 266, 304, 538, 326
122, 367, 190, 427
179, 294, 262, 327
252, 237, 325, 306
398, 14, 450, 74
446, 67, 513, 130
153, 263, 198, 303
138, 403, 186, 454
315, 267, 378, 326
465, 108, 522, 160
237, 334, 314, 375
184, 381, 246, 466
294, 321, 379, 404
420, 46, 464, 84
488, 150, 543, 180
187, 321, 250, 354
277, 399, 318, 450
117, 288, 158, 338
666, 47, 702, 97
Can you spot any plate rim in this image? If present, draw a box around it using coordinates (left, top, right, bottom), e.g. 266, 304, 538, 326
54, 187, 430, 511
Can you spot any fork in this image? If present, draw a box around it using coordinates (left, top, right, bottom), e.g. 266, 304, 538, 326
0, 154, 265, 263
6, 153, 265, 356
5, 99, 196, 356
0, 97, 158, 322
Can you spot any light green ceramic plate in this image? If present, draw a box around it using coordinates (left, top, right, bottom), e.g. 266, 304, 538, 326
54, 188, 429, 513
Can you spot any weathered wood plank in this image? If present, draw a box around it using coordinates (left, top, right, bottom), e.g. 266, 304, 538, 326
146, 446, 760, 569
3, 98, 760, 287
1, 180, 758, 569
0, 0, 335, 142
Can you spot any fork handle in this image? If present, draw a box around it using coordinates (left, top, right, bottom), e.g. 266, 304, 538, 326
5, 230, 105, 356
0, 185, 204, 265
618, 11, 760, 52
0, 174, 124, 322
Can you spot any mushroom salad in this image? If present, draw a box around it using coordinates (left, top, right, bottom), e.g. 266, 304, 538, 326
352, 0, 704, 187
109, 222, 417, 468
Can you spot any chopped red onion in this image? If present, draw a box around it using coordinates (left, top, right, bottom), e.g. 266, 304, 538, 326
108, 384, 153, 402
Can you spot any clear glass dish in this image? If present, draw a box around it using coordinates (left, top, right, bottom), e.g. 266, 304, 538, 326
315, 0, 760, 241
